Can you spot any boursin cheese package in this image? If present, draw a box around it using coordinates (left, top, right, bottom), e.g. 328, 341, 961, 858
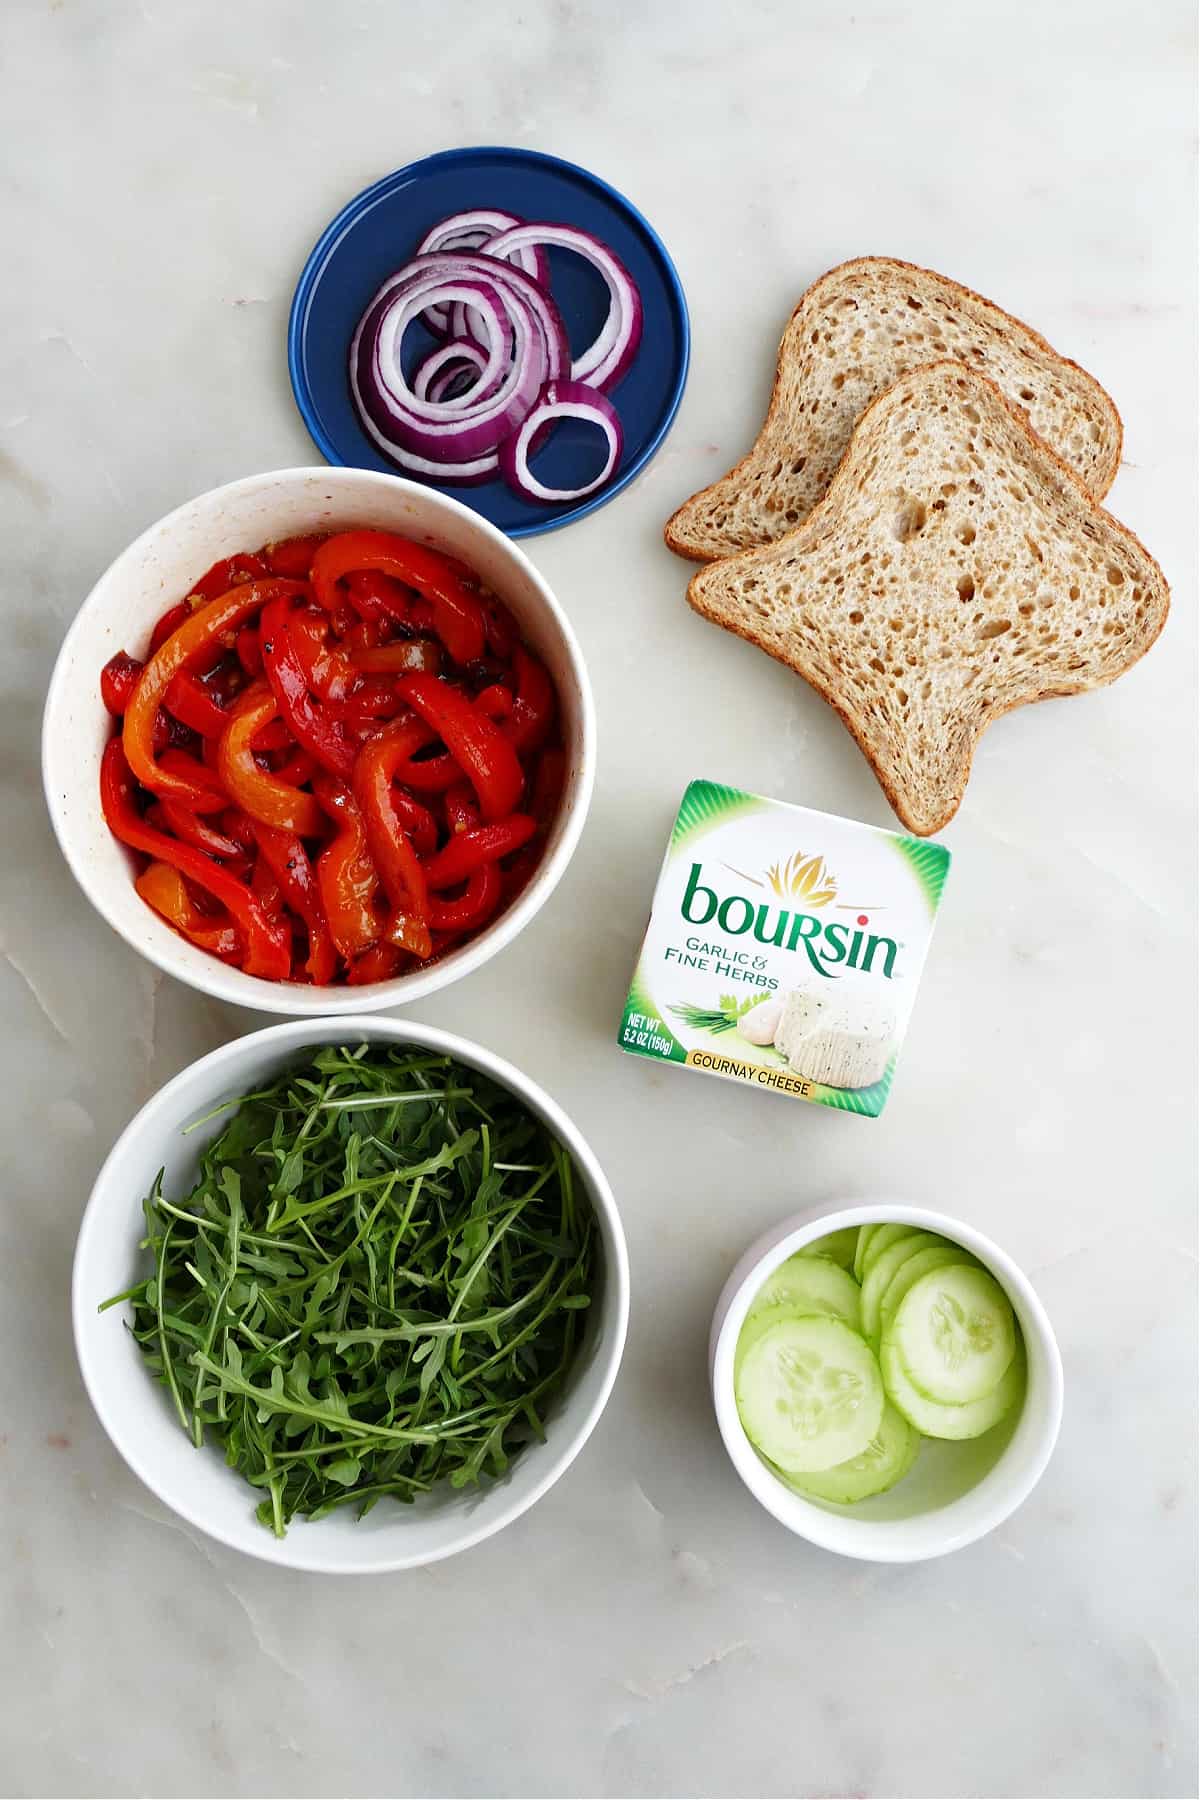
619, 781, 950, 1117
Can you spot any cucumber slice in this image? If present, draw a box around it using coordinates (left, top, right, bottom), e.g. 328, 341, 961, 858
799, 1227, 859, 1271
777, 1401, 919, 1504
859, 1222, 917, 1278
745, 1253, 862, 1333
859, 1231, 944, 1346
735, 1315, 884, 1473
853, 1225, 879, 1282
881, 1334, 1026, 1440
877, 1245, 973, 1346
893, 1264, 1016, 1404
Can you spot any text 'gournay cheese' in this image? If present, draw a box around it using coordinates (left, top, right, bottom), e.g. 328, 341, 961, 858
618, 781, 951, 1117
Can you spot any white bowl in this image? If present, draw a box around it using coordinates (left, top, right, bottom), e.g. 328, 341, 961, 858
73, 1016, 629, 1572
710, 1202, 1063, 1562
42, 467, 595, 1013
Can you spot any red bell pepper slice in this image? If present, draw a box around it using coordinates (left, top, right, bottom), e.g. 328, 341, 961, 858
260, 595, 358, 779
444, 780, 481, 836
422, 815, 536, 891
474, 682, 514, 721
101, 738, 290, 980
123, 578, 305, 805
235, 627, 263, 676
216, 685, 325, 836
155, 748, 228, 812
135, 861, 241, 961
162, 671, 232, 738
188, 552, 269, 603
100, 652, 144, 716
503, 647, 555, 752
263, 533, 328, 578
150, 798, 242, 860
149, 601, 194, 655
397, 673, 524, 821
427, 863, 504, 932
250, 823, 338, 986
311, 530, 486, 666
285, 607, 358, 703
349, 640, 441, 676
344, 568, 413, 628
351, 726, 431, 921
345, 942, 407, 985
312, 777, 380, 959
482, 595, 520, 660
529, 746, 565, 834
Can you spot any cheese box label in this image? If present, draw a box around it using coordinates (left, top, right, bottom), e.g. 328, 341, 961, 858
618, 780, 950, 1117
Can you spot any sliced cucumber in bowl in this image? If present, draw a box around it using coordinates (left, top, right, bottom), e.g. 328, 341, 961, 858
892, 1263, 1016, 1405
733, 1220, 1029, 1507
734, 1314, 885, 1474
858, 1230, 944, 1346
744, 1251, 862, 1335
776, 1401, 919, 1504
881, 1334, 1026, 1440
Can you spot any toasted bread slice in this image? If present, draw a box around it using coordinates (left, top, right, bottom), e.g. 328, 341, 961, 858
687, 363, 1167, 835
666, 257, 1123, 562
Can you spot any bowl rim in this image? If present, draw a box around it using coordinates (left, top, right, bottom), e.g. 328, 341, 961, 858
72, 1014, 630, 1573
710, 1200, 1064, 1564
41, 465, 596, 1015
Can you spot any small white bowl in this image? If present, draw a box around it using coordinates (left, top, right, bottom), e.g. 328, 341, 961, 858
710, 1202, 1063, 1562
73, 1016, 629, 1572
42, 466, 595, 1013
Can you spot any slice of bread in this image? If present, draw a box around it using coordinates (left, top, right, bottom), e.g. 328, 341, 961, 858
666, 257, 1123, 562
687, 363, 1167, 836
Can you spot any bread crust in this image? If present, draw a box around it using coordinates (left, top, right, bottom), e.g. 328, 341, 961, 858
686, 361, 1165, 835
665, 255, 1125, 563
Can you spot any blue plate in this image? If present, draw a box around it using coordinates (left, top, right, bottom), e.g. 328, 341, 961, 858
288, 146, 690, 538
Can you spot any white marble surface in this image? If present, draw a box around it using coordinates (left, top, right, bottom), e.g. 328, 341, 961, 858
1, 1, 1196, 1795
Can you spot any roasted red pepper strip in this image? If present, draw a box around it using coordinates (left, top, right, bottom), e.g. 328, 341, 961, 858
311, 530, 486, 666
474, 682, 514, 721
344, 568, 412, 628
135, 861, 241, 960
189, 552, 269, 603
349, 640, 441, 676
504, 647, 555, 752
345, 942, 406, 985
163, 671, 230, 738
250, 823, 338, 986
286, 607, 357, 702
235, 627, 263, 676
101, 739, 290, 979
263, 533, 328, 578
100, 652, 144, 716
312, 777, 380, 959
149, 601, 193, 655
422, 815, 536, 890
382, 910, 434, 959
529, 746, 565, 833
260, 595, 357, 779
352, 726, 431, 920
482, 595, 520, 660
156, 748, 228, 812
123, 578, 305, 804
150, 798, 242, 860
397, 673, 523, 821
427, 863, 503, 932
444, 780, 481, 836
216, 685, 325, 836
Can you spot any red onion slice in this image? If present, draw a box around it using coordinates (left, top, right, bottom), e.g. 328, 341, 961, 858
475, 222, 643, 392
349, 252, 570, 466
416, 210, 549, 334
498, 380, 624, 503
411, 338, 491, 407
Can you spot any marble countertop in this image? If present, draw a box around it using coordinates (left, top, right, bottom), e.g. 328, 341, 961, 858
1, 1, 1195, 1795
